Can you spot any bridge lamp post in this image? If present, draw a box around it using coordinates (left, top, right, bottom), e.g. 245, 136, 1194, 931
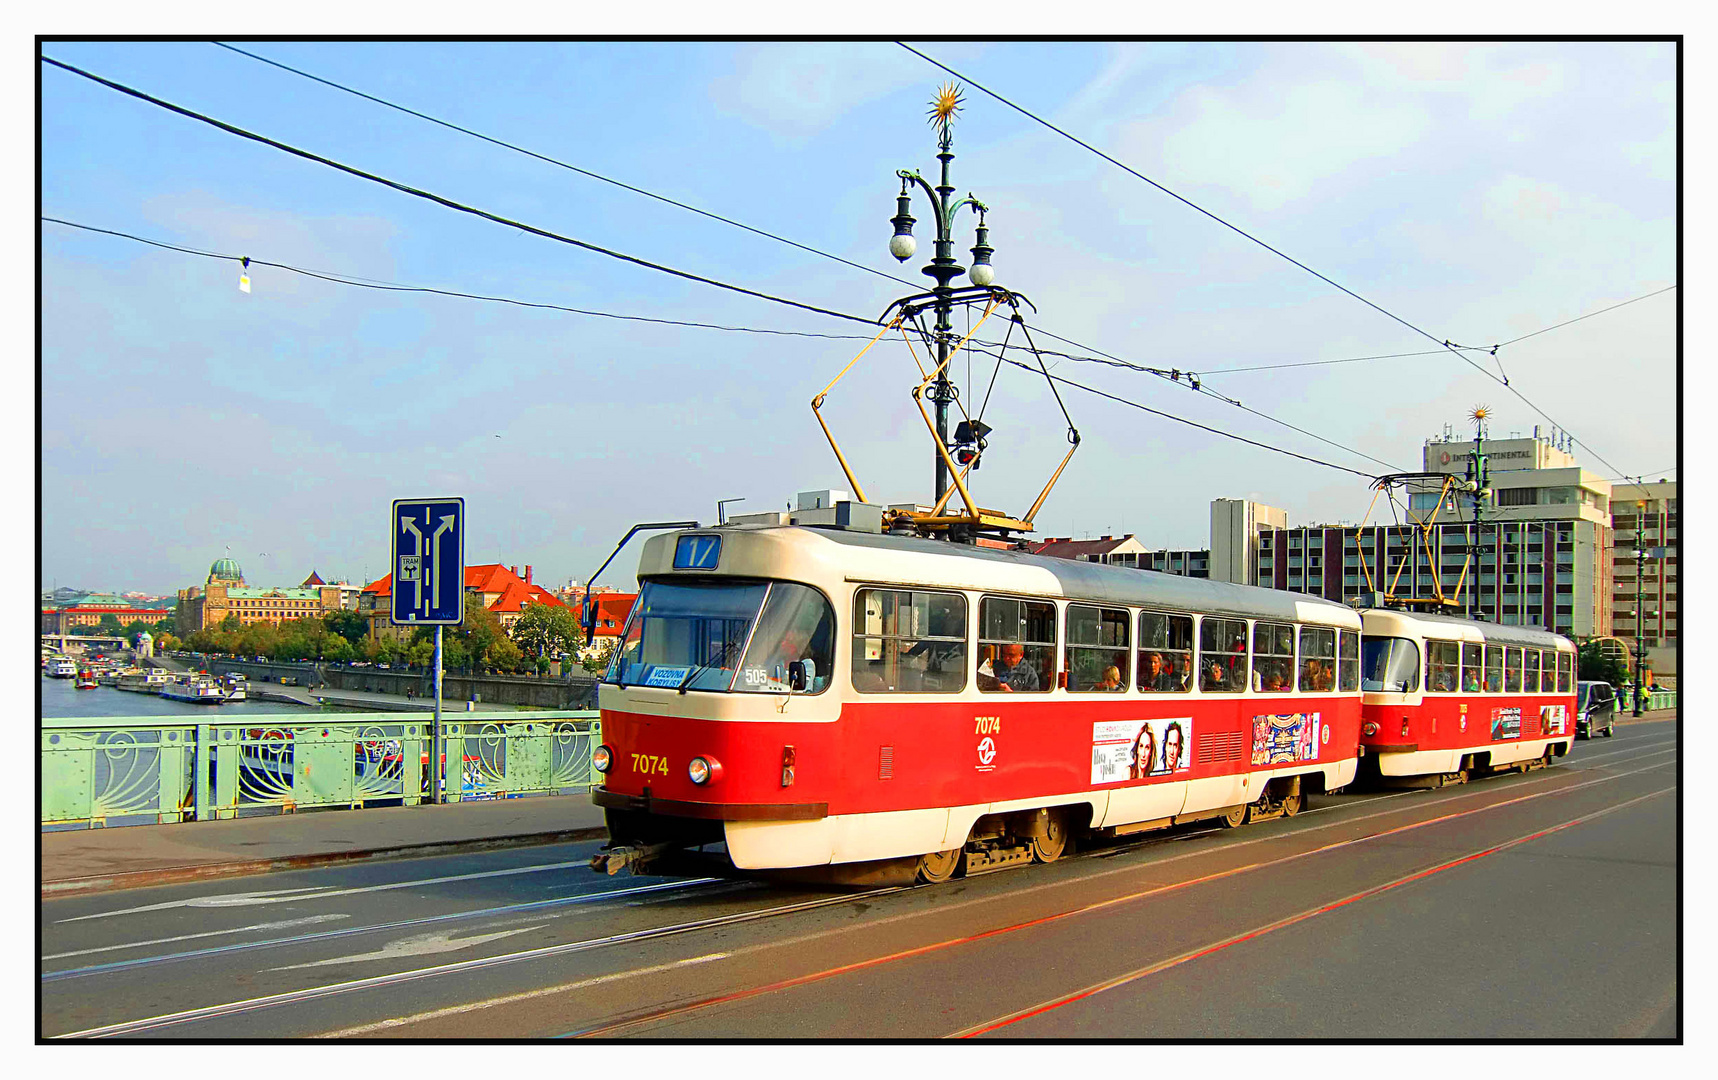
888, 82, 998, 506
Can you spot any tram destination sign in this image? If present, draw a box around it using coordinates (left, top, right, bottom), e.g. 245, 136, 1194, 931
392, 497, 465, 625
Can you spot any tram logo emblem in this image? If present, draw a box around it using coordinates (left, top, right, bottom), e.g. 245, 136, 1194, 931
976, 736, 997, 770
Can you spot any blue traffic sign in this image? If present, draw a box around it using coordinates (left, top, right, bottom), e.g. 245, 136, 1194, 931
391, 498, 465, 625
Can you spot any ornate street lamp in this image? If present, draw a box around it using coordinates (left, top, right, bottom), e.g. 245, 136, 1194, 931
888, 82, 998, 504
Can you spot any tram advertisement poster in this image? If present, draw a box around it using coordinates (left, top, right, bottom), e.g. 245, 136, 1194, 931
1091, 719, 1192, 784
1491, 707, 1522, 740
1540, 704, 1567, 737
1250, 712, 1322, 767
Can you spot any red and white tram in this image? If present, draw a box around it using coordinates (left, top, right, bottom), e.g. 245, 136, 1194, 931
1357, 608, 1576, 785
590, 523, 1365, 884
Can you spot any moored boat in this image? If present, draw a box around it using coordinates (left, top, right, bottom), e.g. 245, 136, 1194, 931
74, 668, 99, 689
117, 669, 172, 693
46, 657, 78, 679
221, 672, 248, 702
160, 675, 226, 704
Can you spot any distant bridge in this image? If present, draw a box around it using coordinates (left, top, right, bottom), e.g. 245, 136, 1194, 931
42, 634, 131, 652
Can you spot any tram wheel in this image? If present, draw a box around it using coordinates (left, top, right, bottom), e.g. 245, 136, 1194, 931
1221, 803, 1250, 829
916, 848, 962, 884
1030, 812, 1069, 863
1280, 793, 1303, 818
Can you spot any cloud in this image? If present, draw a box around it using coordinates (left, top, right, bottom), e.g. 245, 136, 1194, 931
710, 42, 989, 140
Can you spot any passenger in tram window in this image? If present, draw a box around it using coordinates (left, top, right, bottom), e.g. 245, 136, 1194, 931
1140, 650, 1164, 691
992, 642, 1041, 693
1320, 661, 1336, 691
1168, 655, 1190, 692
1163, 722, 1186, 773
1131, 725, 1157, 780
976, 645, 1001, 692
1095, 664, 1123, 691
1464, 668, 1481, 692
1262, 668, 1287, 692
1203, 658, 1230, 692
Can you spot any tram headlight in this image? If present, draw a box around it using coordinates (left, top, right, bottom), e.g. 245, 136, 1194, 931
688, 755, 723, 785
1362, 722, 1379, 736
592, 745, 612, 773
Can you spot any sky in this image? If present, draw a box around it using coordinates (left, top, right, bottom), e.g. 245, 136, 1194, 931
36, 39, 1678, 596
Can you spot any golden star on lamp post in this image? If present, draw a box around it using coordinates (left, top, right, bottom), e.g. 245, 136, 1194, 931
928, 82, 963, 146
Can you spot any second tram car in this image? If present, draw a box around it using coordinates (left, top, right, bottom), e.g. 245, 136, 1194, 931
590, 523, 1366, 883
1357, 608, 1576, 785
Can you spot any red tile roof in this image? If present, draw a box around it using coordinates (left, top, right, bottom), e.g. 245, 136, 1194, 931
362, 563, 526, 600
1030, 535, 1137, 559
587, 593, 637, 634
301, 570, 326, 587
488, 582, 569, 614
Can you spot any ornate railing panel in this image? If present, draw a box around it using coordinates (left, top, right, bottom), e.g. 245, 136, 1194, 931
41, 711, 600, 827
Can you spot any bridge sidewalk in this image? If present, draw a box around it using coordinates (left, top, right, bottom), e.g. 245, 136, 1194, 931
41, 793, 608, 898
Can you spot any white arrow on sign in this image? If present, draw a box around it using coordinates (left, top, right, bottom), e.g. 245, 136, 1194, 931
400, 515, 425, 615
270, 925, 546, 971
431, 513, 456, 615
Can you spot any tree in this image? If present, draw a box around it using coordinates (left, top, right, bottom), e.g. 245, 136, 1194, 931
324, 609, 368, 646
486, 635, 523, 673
323, 636, 356, 663
97, 613, 124, 634
1577, 640, 1627, 687
510, 603, 580, 659
414, 593, 507, 672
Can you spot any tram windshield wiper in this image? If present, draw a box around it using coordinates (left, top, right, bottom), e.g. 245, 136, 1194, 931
677, 642, 735, 695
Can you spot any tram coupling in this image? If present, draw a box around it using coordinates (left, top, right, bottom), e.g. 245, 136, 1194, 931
591, 842, 674, 877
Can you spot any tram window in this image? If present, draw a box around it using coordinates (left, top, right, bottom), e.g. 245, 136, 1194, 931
606, 578, 768, 691
1523, 648, 1541, 693
850, 589, 967, 694
1200, 617, 1248, 693
1504, 647, 1523, 693
735, 583, 836, 695
978, 596, 1055, 693
1484, 645, 1504, 693
1427, 640, 1460, 693
1138, 611, 1193, 693
1361, 636, 1420, 693
1298, 626, 1336, 692
1461, 644, 1483, 692
1557, 651, 1574, 693
1254, 621, 1295, 692
1339, 631, 1360, 692
1065, 604, 1129, 693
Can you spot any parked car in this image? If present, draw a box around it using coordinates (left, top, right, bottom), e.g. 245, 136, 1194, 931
1576, 680, 1618, 739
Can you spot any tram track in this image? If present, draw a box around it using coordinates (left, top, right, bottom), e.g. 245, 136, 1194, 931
563, 751, 1677, 1038
47, 728, 1676, 1038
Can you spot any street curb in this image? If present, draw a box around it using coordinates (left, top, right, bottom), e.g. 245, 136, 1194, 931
40, 825, 609, 899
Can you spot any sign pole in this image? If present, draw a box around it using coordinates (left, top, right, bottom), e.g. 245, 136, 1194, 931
433, 624, 444, 802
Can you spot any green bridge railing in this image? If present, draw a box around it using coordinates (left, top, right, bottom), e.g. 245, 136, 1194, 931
41, 711, 600, 829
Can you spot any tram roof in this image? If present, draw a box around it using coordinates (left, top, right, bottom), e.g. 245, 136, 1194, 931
644, 525, 1361, 628
1360, 607, 1573, 650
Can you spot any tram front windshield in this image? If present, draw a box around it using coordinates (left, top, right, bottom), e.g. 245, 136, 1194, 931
1361, 636, 1421, 693
605, 578, 834, 694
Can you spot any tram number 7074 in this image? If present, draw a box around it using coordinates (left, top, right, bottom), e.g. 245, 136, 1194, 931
630, 753, 671, 777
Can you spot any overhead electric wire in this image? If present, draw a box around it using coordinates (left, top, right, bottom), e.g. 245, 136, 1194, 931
211, 41, 918, 291
897, 43, 1669, 485
41, 216, 889, 340
41, 55, 882, 329
1494, 285, 1678, 348
998, 357, 1378, 479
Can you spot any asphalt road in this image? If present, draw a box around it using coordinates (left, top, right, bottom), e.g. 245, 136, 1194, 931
40, 719, 1678, 1040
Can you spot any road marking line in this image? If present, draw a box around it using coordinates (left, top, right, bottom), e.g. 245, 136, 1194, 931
42, 914, 350, 961
58, 858, 599, 922
315, 952, 730, 1037
272, 925, 547, 971
43, 878, 721, 981
952, 784, 1677, 1038
52, 888, 900, 1038
566, 759, 1675, 1038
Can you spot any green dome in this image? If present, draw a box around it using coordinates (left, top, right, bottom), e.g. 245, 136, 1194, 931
209, 557, 244, 582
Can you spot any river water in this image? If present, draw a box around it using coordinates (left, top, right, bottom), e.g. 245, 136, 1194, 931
39, 672, 319, 720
